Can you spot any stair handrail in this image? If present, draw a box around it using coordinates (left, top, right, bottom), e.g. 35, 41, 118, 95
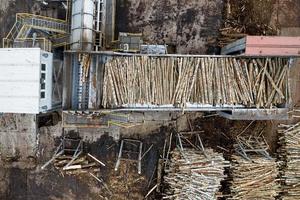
3, 12, 69, 49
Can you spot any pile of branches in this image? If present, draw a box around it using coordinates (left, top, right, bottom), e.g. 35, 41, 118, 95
278, 122, 300, 199
163, 148, 230, 200
219, 0, 277, 47
229, 155, 280, 199
102, 56, 289, 108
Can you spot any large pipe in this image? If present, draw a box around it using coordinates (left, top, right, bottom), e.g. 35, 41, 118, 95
70, 0, 94, 51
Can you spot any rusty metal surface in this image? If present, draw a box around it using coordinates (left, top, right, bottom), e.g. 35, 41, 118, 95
218, 108, 289, 120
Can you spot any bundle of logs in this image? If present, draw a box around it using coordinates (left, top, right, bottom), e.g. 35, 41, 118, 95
229, 155, 280, 199
163, 148, 230, 200
278, 122, 300, 200
54, 154, 101, 176
102, 56, 289, 108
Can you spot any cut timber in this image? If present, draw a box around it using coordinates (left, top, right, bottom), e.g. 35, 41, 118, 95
63, 163, 96, 171
102, 56, 290, 109
278, 122, 300, 199
163, 148, 230, 200
229, 155, 280, 200
87, 153, 105, 166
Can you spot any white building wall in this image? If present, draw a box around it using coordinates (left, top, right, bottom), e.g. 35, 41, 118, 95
0, 48, 52, 114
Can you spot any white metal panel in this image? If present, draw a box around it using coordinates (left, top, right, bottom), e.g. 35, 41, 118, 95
0, 82, 39, 96
39, 50, 53, 112
0, 97, 40, 113
0, 48, 41, 114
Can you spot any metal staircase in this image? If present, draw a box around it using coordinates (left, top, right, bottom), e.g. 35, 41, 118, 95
3, 13, 68, 50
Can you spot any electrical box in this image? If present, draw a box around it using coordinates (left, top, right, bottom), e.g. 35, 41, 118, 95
118, 32, 143, 52
0, 48, 53, 114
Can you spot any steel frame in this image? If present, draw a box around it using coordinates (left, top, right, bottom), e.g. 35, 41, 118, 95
114, 139, 143, 174
41, 136, 83, 170
234, 136, 272, 161
176, 132, 207, 162
63, 52, 294, 121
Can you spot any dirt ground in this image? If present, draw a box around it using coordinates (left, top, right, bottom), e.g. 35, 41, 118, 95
116, 0, 224, 54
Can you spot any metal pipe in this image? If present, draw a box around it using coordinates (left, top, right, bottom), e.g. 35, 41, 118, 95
71, 0, 94, 51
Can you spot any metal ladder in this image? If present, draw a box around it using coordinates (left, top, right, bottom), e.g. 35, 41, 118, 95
94, 0, 106, 51
77, 63, 90, 110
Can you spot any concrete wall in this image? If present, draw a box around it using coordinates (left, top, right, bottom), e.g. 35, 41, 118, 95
0, 114, 37, 158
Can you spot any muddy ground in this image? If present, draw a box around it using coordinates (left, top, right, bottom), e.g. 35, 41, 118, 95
0, 114, 285, 200
116, 0, 224, 54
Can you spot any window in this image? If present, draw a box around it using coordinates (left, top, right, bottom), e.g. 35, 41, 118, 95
41, 92, 45, 99
41, 73, 46, 79
41, 83, 45, 90
41, 64, 46, 71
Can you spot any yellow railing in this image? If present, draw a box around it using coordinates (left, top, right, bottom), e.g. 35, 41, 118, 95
3, 13, 68, 50
12, 38, 52, 52
16, 13, 67, 23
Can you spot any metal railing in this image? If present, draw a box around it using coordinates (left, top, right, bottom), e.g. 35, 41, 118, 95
3, 13, 68, 50
13, 38, 52, 52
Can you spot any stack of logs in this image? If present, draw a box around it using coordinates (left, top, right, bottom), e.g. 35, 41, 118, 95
54, 154, 101, 175
229, 155, 280, 199
163, 148, 230, 199
102, 56, 289, 108
278, 122, 300, 199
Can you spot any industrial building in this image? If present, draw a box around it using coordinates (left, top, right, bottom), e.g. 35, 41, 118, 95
0, 0, 300, 199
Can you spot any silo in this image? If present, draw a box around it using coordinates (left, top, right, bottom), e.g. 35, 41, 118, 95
71, 0, 94, 51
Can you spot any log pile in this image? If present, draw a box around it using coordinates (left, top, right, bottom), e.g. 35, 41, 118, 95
163, 148, 230, 199
229, 155, 280, 199
278, 122, 300, 200
53, 154, 101, 175
102, 56, 289, 109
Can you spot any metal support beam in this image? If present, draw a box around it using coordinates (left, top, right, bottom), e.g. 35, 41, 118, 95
218, 108, 289, 120
114, 139, 143, 174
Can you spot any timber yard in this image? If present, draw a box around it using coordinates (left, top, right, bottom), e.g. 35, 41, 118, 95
0, 0, 300, 199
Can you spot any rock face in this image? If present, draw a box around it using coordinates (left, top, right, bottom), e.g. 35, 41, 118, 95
116, 0, 224, 54
0, 0, 65, 48
0, 0, 36, 47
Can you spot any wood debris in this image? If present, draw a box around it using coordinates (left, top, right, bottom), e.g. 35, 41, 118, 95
53, 154, 102, 176
234, 135, 272, 161
163, 148, 230, 200
229, 155, 280, 200
278, 122, 300, 199
219, 0, 277, 47
102, 56, 289, 109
